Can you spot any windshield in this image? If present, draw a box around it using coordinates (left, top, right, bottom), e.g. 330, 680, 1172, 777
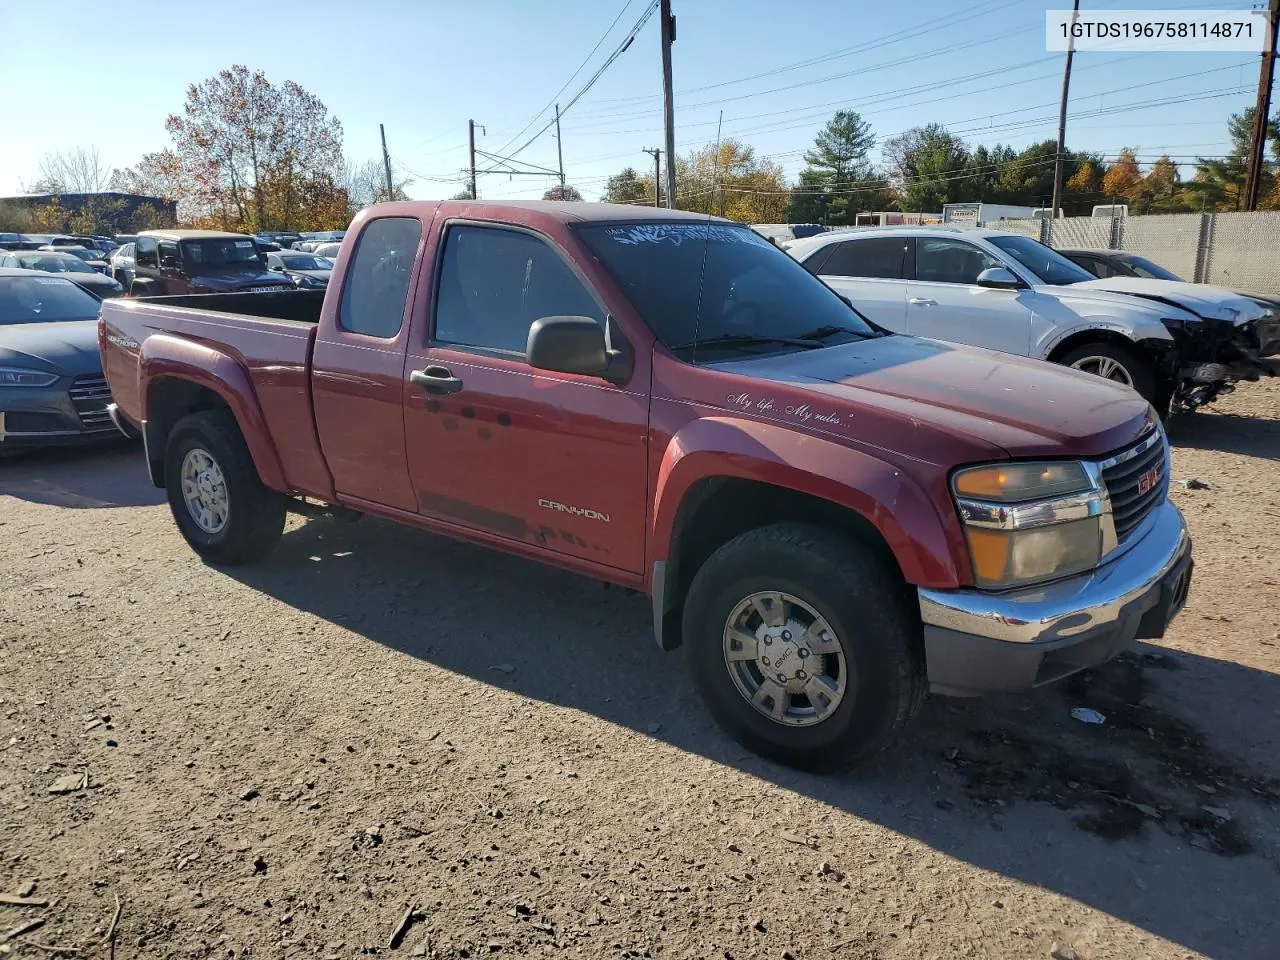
0, 276, 101, 324
988, 235, 1097, 286
180, 238, 264, 271
1119, 254, 1182, 281
18, 254, 94, 274
575, 222, 877, 356
281, 254, 330, 271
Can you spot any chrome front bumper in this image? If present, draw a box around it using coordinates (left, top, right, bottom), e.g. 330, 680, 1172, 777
918, 500, 1191, 696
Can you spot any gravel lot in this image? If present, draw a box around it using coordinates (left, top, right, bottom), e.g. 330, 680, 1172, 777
2, 380, 1278, 960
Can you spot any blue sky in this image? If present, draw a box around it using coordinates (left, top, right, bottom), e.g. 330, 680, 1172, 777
0, 0, 1265, 202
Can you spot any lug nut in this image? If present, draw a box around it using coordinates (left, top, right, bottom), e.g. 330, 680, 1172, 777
762, 657, 770, 666
763, 637, 772, 646
797, 670, 807, 680
782, 631, 791, 641
798, 648, 809, 658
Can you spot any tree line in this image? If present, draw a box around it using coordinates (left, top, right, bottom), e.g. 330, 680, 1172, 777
602, 107, 1280, 224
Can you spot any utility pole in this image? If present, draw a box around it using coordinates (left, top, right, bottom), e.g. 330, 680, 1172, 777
1050, 0, 1081, 220
1243, 0, 1279, 211
555, 104, 566, 189
642, 148, 662, 207
468, 120, 478, 200
379, 123, 395, 202
660, 0, 677, 208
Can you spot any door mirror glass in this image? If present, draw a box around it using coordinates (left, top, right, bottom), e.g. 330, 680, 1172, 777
976, 266, 1021, 290
527, 316, 608, 376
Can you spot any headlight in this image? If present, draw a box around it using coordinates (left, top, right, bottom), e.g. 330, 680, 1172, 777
0, 367, 59, 388
952, 461, 1105, 589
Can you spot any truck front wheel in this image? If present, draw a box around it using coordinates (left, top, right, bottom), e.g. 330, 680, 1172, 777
682, 524, 925, 772
164, 409, 286, 565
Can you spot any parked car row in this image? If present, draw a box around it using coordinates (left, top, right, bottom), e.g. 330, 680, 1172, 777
785, 226, 1279, 415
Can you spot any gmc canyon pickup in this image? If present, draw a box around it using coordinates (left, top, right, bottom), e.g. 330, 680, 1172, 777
100, 201, 1193, 771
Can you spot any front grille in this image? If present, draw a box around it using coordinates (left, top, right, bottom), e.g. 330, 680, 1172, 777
1101, 430, 1167, 542
68, 375, 113, 430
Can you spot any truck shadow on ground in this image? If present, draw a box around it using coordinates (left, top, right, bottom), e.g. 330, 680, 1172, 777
0, 441, 161, 508
227, 514, 1280, 960
1168, 409, 1280, 461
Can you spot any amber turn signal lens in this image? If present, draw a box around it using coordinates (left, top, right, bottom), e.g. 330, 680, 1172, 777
964, 527, 1010, 584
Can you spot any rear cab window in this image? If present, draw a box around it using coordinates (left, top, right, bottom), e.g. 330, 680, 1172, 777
339, 217, 422, 338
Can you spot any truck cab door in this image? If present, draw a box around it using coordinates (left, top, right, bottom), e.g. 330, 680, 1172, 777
906, 236, 1033, 356
310, 216, 424, 512
403, 222, 648, 575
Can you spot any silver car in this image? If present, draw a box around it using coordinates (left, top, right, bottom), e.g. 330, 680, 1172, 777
788, 226, 1277, 414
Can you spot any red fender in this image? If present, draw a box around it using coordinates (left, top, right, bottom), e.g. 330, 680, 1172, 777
139, 334, 289, 492
650, 416, 963, 590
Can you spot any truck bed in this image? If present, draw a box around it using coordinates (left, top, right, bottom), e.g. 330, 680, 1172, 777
100, 292, 332, 498
130, 289, 326, 324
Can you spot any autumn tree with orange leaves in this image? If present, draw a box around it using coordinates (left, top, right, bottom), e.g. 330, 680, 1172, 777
112, 66, 350, 232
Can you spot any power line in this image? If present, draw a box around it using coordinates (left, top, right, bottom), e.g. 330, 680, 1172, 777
498, 0, 661, 164
490, 0, 639, 158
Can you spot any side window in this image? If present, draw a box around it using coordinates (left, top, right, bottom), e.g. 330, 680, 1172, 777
434, 225, 604, 355
135, 237, 158, 269
1089, 258, 1118, 278
819, 238, 907, 279
158, 241, 179, 268
915, 238, 1003, 285
339, 217, 422, 338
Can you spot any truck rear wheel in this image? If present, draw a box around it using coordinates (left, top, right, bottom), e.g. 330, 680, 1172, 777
164, 409, 286, 565
682, 524, 925, 772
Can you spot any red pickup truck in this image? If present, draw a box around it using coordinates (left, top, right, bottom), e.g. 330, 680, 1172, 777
100, 201, 1193, 771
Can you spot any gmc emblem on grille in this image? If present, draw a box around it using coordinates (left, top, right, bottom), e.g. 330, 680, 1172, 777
1136, 465, 1161, 495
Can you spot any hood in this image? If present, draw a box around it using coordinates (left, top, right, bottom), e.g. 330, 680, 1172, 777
1031, 282, 1199, 321
286, 268, 331, 281
68, 273, 119, 291
188, 268, 294, 291
714, 335, 1153, 461
1071, 278, 1268, 325
0, 319, 103, 378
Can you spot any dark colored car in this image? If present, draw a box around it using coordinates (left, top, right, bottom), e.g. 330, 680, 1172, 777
1060, 248, 1280, 360
40, 245, 111, 274
0, 232, 22, 250
0, 268, 117, 450
130, 230, 295, 296
0, 251, 123, 298
265, 251, 332, 288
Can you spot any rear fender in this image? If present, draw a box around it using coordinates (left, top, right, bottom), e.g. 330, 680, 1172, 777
650, 416, 961, 587
139, 334, 288, 491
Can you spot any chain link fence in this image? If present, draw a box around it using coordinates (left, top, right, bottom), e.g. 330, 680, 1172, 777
983, 212, 1280, 293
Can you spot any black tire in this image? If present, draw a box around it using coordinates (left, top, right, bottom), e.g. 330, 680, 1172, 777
164, 409, 286, 565
682, 524, 925, 773
1057, 341, 1158, 404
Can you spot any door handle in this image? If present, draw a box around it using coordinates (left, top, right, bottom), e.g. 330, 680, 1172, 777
909, 297, 937, 306
410, 366, 464, 396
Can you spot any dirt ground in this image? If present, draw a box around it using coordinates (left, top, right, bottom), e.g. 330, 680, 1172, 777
2, 380, 1278, 960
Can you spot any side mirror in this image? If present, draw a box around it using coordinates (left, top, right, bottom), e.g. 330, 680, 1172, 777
976, 266, 1022, 290
838, 293, 854, 308
527, 316, 608, 377
160, 256, 181, 270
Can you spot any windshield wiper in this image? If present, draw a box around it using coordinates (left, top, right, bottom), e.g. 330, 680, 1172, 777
669, 333, 824, 351
792, 324, 879, 341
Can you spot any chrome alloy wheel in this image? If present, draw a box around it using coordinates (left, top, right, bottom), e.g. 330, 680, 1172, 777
180, 448, 229, 534
1070, 355, 1134, 386
722, 591, 848, 727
